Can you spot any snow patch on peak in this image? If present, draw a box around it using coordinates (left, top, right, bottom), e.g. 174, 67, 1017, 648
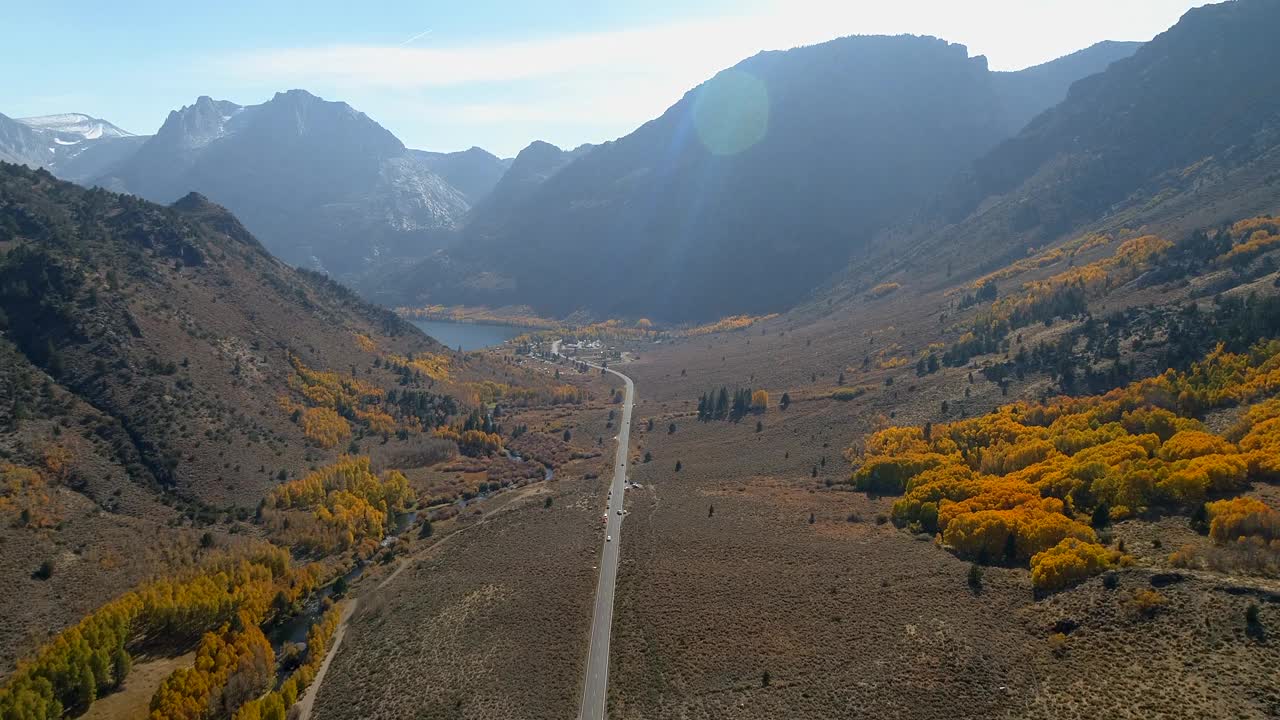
159, 99, 244, 149
17, 113, 135, 140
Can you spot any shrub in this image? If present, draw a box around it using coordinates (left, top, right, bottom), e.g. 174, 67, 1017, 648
967, 563, 983, 591
852, 454, 947, 495
750, 389, 769, 411
1047, 632, 1068, 658
1127, 589, 1167, 619
1206, 497, 1280, 543
866, 282, 901, 299
1030, 538, 1117, 592
831, 387, 866, 402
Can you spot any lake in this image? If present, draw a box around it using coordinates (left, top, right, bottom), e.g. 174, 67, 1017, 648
409, 319, 527, 351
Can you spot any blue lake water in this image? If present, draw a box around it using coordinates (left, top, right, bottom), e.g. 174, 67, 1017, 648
409, 319, 527, 351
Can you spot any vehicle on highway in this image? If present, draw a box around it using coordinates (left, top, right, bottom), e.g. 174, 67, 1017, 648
606, 535, 612, 542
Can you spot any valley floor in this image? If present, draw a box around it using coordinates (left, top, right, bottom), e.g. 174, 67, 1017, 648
609, 347, 1280, 719
310, 395, 624, 720
304, 311, 1279, 719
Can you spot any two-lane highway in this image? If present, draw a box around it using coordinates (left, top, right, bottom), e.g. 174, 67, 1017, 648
555, 346, 634, 720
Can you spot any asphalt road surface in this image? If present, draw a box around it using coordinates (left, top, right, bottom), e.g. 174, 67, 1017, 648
559, 348, 634, 720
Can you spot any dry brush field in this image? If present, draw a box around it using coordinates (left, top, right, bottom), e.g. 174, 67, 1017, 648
310, 386, 624, 720
269, 292, 1280, 720
600, 318, 1280, 719
311, 483, 599, 720
609, 393, 1045, 719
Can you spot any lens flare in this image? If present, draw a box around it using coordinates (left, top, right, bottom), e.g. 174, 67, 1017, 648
692, 69, 769, 156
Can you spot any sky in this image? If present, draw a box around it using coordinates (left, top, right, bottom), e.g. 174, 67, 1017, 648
2, 0, 1205, 157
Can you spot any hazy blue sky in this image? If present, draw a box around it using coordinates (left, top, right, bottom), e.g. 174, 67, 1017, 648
2, 0, 1204, 156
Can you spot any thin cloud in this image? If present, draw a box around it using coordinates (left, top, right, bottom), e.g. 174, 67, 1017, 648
399, 29, 433, 47
215, 1, 1190, 92
220, 17, 770, 91
386, 81, 691, 126
203, 0, 1197, 154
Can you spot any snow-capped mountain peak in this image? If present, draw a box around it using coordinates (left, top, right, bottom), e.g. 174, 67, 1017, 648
16, 113, 136, 141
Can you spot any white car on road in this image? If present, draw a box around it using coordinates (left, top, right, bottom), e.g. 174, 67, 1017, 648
606, 535, 612, 542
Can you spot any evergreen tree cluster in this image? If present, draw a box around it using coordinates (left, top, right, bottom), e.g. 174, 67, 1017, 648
461, 408, 499, 434
915, 353, 941, 377
957, 280, 998, 310
696, 387, 756, 421
386, 388, 457, 429
978, 291, 1280, 397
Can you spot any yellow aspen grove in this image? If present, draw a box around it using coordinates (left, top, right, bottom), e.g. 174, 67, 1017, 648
852, 340, 1280, 590
148, 621, 274, 720
301, 408, 350, 449
231, 602, 344, 720
0, 546, 321, 718
262, 457, 413, 553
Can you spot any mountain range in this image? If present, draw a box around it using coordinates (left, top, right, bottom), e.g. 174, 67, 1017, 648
377, 37, 1141, 321
91, 90, 477, 273
412, 146, 512, 205
0, 112, 145, 184
0, 36, 1139, 322
849, 0, 1280, 297
14, 12, 1271, 327
0, 93, 515, 279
